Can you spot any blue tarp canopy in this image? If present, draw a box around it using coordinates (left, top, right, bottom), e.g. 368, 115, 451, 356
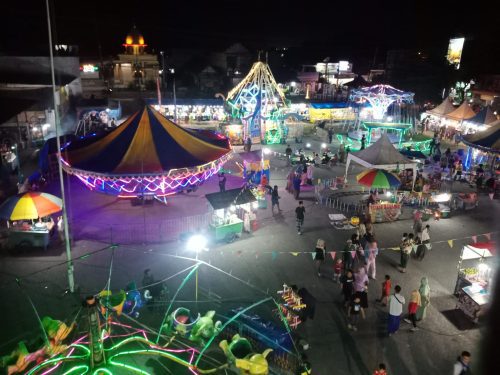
310, 102, 350, 109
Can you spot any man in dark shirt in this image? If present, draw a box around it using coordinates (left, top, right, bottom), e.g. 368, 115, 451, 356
218, 173, 227, 192
295, 201, 306, 235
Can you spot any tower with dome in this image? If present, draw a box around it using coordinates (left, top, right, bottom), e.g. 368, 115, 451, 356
113, 26, 160, 89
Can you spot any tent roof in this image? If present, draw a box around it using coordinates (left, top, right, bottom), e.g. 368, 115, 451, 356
205, 188, 256, 210
426, 97, 456, 116
445, 101, 476, 121
461, 121, 500, 153
465, 106, 497, 125
62, 106, 232, 175
349, 134, 415, 166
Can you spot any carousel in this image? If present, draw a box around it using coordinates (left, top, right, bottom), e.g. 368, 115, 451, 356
60, 106, 233, 201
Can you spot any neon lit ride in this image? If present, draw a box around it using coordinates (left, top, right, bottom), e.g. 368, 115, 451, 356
350, 84, 414, 121
226, 61, 288, 144
61, 106, 232, 198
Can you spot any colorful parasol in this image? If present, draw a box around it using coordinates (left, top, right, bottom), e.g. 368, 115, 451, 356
0, 192, 63, 220
356, 169, 401, 188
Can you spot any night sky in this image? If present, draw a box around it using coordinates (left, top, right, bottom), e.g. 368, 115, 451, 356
2, 0, 499, 74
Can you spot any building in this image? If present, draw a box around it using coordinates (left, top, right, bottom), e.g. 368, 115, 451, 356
296, 61, 355, 100
0, 49, 81, 148
470, 75, 500, 108
112, 26, 160, 90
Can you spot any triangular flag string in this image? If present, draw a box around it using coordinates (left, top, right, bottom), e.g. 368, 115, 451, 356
330, 251, 336, 260
448, 240, 453, 248
351, 251, 356, 259
485, 233, 491, 241
291, 252, 300, 256
311, 253, 316, 260
471, 235, 477, 243
271, 251, 278, 261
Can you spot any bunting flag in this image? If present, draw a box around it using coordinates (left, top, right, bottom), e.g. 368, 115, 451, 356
391, 247, 400, 251
330, 252, 336, 260
311, 253, 316, 260
351, 251, 356, 259
471, 236, 477, 243
448, 240, 453, 248
485, 233, 491, 241
291, 252, 300, 256
271, 251, 278, 261
255, 252, 259, 259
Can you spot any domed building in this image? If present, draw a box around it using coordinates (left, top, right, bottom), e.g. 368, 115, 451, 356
113, 26, 159, 89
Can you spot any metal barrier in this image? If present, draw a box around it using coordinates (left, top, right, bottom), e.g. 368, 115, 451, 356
72, 212, 212, 244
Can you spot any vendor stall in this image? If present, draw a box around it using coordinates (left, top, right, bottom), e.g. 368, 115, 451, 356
243, 160, 270, 185
454, 243, 496, 323
221, 123, 245, 145
5, 219, 54, 250
205, 188, 257, 242
368, 202, 402, 222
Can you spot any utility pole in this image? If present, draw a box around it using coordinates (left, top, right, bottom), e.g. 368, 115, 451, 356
171, 69, 177, 122
160, 51, 166, 100
45, 0, 75, 293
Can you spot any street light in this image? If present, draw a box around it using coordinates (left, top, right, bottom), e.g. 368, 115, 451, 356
187, 234, 207, 302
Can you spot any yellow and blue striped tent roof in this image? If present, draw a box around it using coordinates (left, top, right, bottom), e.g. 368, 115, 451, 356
63, 106, 232, 175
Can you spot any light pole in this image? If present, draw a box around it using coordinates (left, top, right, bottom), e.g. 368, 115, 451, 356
170, 68, 177, 122
160, 51, 166, 100
186, 234, 207, 302
45, 0, 75, 293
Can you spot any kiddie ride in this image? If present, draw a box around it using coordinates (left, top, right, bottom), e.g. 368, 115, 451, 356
2, 300, 276, 375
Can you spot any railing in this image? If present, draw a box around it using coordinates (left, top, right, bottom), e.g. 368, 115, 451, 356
71, 212, 212, 244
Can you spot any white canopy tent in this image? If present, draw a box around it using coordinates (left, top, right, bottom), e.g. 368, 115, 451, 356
344, 134, 418, 188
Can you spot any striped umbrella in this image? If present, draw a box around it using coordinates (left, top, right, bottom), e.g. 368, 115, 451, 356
0, 192, 63, 220
356, 169, 401, 188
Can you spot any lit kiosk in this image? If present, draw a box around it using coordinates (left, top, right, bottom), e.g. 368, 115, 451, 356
113, 26, 159, 89
205, 188, 257, 242
454, 243, 496, 323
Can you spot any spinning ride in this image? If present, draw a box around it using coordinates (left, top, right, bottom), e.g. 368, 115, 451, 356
350, 84, 414, 121
61, 106, 232, 198
226, 61, 288, 144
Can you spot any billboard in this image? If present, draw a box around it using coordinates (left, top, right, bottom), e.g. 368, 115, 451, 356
447, 37, 465, 69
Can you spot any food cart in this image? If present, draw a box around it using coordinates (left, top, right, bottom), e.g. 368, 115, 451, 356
3, 217, 55, 251
205, 188, 257, 242
454, 243, 496, 323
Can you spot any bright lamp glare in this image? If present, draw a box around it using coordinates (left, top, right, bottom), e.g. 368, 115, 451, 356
478, 263, 489, 272
321, 143, 327, 148
434, 193, 451, 202
263, 148, 271, 155
306, 143, 311, 148
386, 191, 392, 197
187, 235, 207, 252
252, 202, 258, 209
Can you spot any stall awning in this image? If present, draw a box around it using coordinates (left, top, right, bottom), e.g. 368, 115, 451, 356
205, 188, 256, 210
461, 243, 495, 260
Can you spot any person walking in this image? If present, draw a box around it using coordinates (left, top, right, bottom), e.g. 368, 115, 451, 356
453, 351, 472, 375
295, 201, 305, 235
364, 234, 378, 279
360, 134, 366, 150
293, 173, 301, 200
416, 277, 430, 321
398, 233, 413, 273
413, 214, 423, 239
342, 239, 354, 272
354, 267, 369, 309
271, 185, 281, 213
376, 274, 392, 306
314, 239, 326, 277
403, 289, 421, 332
388, 285, 405, 336
328, 128, 334, 144
218, 172, 227, 192
340, 269, 355, 308
415, 237, 428, 261
421, 224, 431, 245
347, 295, 365, 331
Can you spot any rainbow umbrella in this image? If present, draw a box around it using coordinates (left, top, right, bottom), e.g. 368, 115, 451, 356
356, 169, 401, 188
0, 192, 63, 220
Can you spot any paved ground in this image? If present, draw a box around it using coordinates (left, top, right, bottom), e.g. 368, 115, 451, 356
0, 136, 497, 374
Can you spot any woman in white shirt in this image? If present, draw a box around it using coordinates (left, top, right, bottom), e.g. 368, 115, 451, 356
388, 285, 405, 336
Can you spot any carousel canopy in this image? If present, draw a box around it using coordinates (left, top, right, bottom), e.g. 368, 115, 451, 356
465, 106, 497, 125
460, 121, 500, 153
426, 97, 456, 116
61, 106, 232, 176
445, 101, 476, 121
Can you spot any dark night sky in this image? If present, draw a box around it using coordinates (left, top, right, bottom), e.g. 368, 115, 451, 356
2, 0, 499, 73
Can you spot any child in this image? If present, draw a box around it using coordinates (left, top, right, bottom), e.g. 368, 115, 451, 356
377, 275, 391, 306
347, 295, 365, 331
373, 363, 387, 375
333, 258, 343, 283
404, 289, 422, 332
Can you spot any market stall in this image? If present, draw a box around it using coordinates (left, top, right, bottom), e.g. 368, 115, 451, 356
368, 202, 402, 222
454, 243, 496, 323
205, 188, 257, 242
0, 192, 61, 251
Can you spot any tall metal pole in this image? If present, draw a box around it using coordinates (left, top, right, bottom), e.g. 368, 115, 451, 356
173, 71, 177, 122
46, 0, 75, 293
